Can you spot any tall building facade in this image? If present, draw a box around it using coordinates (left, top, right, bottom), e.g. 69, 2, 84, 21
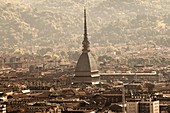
73, 8, 100, 85
138, 100, 159, 113
126, 102, 138, 113
127, 100, 159, 113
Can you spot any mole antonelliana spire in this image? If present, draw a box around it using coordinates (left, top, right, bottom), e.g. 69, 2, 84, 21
73, 7, 100, 85
82, 8, 90, 53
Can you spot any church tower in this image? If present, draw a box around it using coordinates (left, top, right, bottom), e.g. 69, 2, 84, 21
73, 8, 100, 85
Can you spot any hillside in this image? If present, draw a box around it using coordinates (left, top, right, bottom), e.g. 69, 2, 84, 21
0, 0, 170, 54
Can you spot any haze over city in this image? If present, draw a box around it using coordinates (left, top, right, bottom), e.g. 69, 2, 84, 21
0, 0, 170, 113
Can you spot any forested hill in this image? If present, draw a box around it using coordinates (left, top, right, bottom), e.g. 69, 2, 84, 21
0, 0, 170, 53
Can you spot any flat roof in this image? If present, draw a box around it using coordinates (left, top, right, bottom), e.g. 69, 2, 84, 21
100, 72, 157, 76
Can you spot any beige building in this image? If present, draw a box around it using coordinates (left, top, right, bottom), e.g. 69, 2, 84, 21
127, 102, 138, 113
